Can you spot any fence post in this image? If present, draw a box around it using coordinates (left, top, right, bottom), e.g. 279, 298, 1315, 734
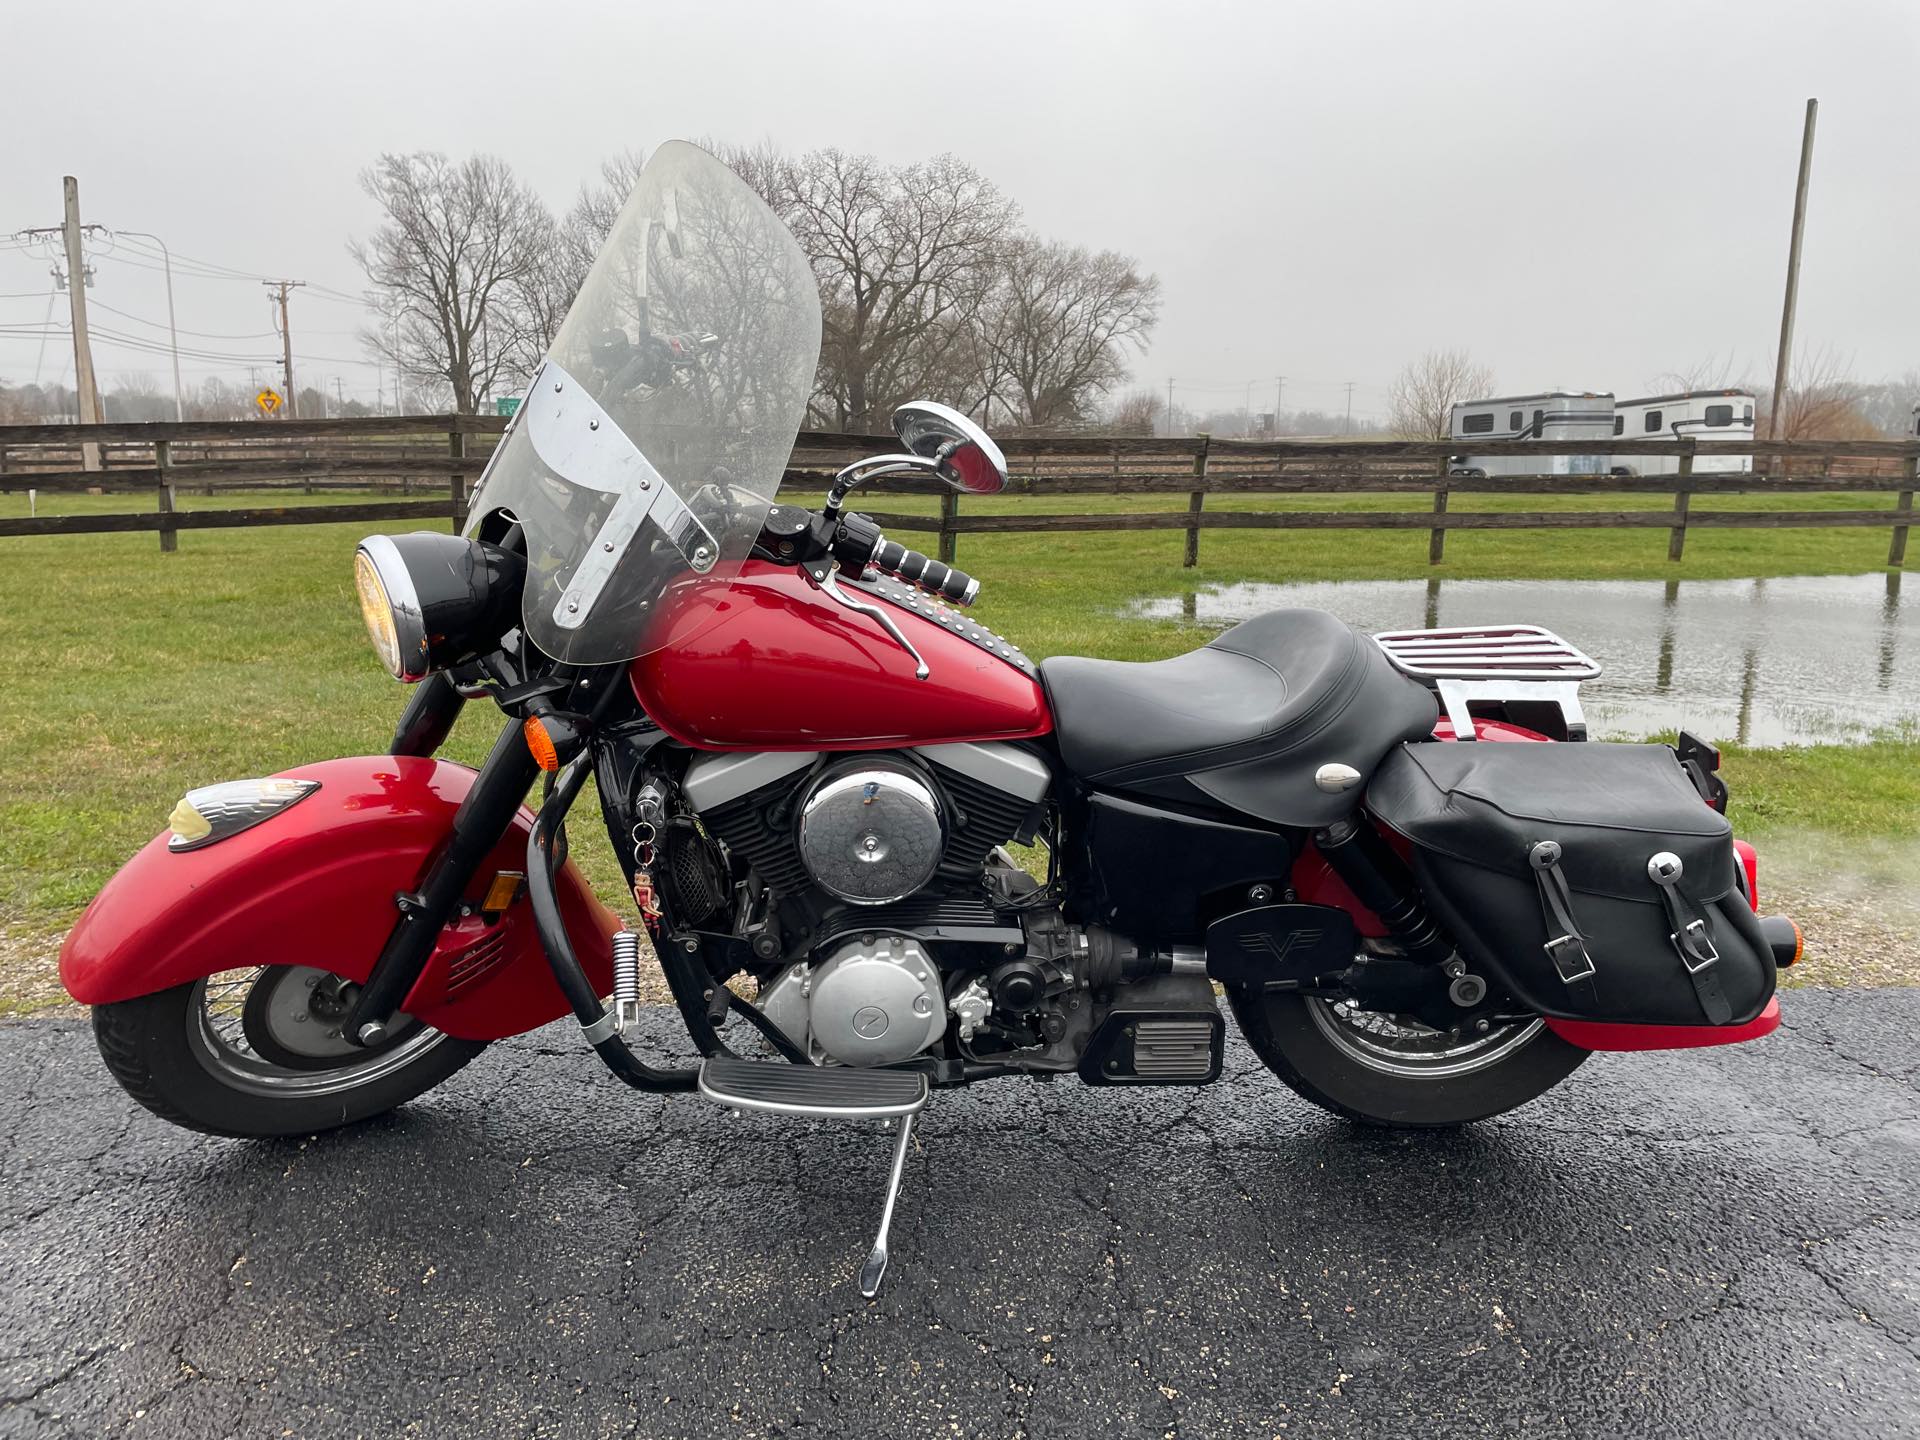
1427, 453, 1450, 565
1667, 440, 1694, 563
156, 439, 178, 553
449, 426, 467, 533
1891, 452, 1918, 568
1183, 433, 1210, 568
937, 489, 958, 565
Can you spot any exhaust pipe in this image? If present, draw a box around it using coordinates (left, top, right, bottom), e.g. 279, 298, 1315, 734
1758, 914, 1803, 968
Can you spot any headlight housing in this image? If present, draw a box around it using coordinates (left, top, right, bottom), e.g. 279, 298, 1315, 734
353, 532, 524, 682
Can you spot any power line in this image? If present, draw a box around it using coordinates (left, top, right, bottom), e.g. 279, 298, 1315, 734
86, 297, 276, 342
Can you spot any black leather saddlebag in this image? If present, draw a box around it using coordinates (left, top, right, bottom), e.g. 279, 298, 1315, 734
1366, 742, 1774, 1026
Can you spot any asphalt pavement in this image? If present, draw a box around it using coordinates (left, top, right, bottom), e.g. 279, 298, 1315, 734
2, 990, 1918, 1440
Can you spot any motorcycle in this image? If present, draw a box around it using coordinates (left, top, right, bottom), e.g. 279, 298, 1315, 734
60, 143, 1803, 1296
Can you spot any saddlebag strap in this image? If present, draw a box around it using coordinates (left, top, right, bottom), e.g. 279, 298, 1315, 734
1528, 842, 1598, 1002
1647, 852, 1732, 1025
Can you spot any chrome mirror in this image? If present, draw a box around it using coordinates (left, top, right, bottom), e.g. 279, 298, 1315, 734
892, 401, 1009, 496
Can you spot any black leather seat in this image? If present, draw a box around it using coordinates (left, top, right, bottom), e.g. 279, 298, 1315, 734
1040, 608, 1439, 827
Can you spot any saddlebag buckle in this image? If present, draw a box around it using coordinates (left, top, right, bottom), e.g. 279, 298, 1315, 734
1543, 932, 1597, 985
1673, 918, 1721, 975
1530, 841, 1597, 987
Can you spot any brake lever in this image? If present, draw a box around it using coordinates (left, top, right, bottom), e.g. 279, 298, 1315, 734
812, 568, 930, 680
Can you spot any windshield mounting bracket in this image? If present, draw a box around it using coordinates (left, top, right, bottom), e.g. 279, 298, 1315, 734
522, 360, 721, 633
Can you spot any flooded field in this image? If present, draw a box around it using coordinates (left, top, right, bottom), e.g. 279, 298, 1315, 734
1127, 573, 1918, 746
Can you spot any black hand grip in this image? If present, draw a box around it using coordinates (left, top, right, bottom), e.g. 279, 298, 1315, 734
870, 537, 978, 606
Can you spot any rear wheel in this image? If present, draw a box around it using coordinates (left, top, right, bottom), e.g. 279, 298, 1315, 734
93, 964, 486, 1138
1228, 989, 1586, 1128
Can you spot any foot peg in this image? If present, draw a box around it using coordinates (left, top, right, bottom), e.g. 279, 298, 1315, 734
696, 1057, 928, 1296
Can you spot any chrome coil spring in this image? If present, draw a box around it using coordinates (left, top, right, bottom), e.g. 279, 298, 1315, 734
612, 930, 641, 1027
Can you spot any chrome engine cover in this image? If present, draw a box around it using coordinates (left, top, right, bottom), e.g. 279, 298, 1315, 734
796, 763, 944, 906
759, 935, 946, 1066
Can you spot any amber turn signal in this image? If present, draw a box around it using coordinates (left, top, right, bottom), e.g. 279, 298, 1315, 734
523, 716, 561, 772
480, 870, 525, 915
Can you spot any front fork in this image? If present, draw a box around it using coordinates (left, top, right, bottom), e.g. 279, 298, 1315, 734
345, 672, 701, 1091
342, 683, 538, 1045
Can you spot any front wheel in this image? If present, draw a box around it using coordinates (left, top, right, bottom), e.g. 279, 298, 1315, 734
93, 965, 486, 1138
1228, 990, 1587, 1128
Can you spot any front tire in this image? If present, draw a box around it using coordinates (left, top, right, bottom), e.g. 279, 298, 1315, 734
1228, 990, 1587, 1128
93, 966, 486, 1138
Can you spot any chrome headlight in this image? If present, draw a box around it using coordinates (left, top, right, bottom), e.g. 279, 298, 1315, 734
353, 532, 524, 683
168, 777, 320, 851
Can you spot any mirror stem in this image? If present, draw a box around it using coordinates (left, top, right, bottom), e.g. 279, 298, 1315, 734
823, 454, 942, 521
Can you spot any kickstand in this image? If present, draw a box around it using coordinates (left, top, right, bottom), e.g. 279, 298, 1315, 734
859, 1109, 919, 1298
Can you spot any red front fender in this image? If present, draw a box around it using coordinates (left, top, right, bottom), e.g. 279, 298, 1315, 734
58, 755, 618, 1043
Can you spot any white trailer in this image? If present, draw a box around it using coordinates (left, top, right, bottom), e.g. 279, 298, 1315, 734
1447, 392, 1615, 477
1611, 389, 1755, 475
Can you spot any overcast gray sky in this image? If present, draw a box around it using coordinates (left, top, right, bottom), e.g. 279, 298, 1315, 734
3, 0, 1915, 420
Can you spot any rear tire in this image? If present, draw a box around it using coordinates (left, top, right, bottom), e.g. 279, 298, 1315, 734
93, 971, 486, 1139
1228, 989, 1587, 1128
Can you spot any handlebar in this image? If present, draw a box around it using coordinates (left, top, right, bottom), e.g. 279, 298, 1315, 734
868, 537, 980, 607
828, 512, 980, 606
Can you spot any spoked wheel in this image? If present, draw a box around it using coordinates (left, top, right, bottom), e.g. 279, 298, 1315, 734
1228, 990, 1587, 1128
93, 965, 486, 1138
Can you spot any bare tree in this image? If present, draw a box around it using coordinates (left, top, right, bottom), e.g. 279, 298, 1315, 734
1757, 346, 1879, 441
351, 153, 557, 413
735, 147, 1020, 430
548, 148, 648, 326
971, 239, 1160, 430
1649, 353, 1737, 395
1104, 387, 1163, 435
1386, 349, 1496, 440
1845, 370, 1920, 438
103, 371, 171, 423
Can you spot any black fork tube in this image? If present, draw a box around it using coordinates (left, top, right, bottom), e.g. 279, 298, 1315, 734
390, 671, 465, 757
344, 717, 542, 1044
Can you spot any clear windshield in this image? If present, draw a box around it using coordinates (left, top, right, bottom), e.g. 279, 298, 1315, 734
464, 141, 821, 664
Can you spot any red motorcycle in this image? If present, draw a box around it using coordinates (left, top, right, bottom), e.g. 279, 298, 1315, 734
60, 144, 1801, 1296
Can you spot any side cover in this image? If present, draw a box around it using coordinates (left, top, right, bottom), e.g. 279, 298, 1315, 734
59, 756, 617, 1042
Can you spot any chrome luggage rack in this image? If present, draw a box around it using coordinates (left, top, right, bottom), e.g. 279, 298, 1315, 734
1372, 624, 1602, 740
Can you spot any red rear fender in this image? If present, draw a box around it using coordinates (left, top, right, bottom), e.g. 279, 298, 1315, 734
58, 756, 617, 1042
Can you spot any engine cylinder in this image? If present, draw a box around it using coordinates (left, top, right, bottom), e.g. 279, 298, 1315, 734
795, 763, 945, 905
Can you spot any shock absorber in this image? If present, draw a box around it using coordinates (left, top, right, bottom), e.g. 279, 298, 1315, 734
1314, 816, 1453, 967
611, 929, 642, 1032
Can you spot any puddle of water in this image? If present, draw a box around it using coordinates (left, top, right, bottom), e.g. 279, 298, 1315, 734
1126, 573, 1918, 747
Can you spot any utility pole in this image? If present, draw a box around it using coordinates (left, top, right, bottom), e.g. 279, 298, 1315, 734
61, 179, 104, 469
1766, 98, 1819, 444
263, 279, 305, 419
335, 377, 345, 416
1343, 381, 1357, 435
1166, 377, 1175, 438
1275, 376, 1286, 431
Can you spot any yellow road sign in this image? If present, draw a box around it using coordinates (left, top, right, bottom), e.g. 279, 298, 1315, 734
256, 388, 283, 414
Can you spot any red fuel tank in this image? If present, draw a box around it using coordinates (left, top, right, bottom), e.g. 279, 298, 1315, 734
628, 561, 1053, 750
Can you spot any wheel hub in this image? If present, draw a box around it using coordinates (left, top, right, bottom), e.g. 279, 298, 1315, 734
241, 966, 403, 1070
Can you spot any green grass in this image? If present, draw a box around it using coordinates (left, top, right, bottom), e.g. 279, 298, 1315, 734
1722, 734, 1920, 841
0, 483, 1914, 949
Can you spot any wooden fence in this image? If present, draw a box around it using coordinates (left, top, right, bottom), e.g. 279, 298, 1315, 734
2, 417, 1916, 568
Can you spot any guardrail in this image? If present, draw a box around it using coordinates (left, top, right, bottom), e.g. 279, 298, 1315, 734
2, 419, 1916, 567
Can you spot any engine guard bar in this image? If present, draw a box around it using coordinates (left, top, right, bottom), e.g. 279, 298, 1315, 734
529, 751, 697, 1092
